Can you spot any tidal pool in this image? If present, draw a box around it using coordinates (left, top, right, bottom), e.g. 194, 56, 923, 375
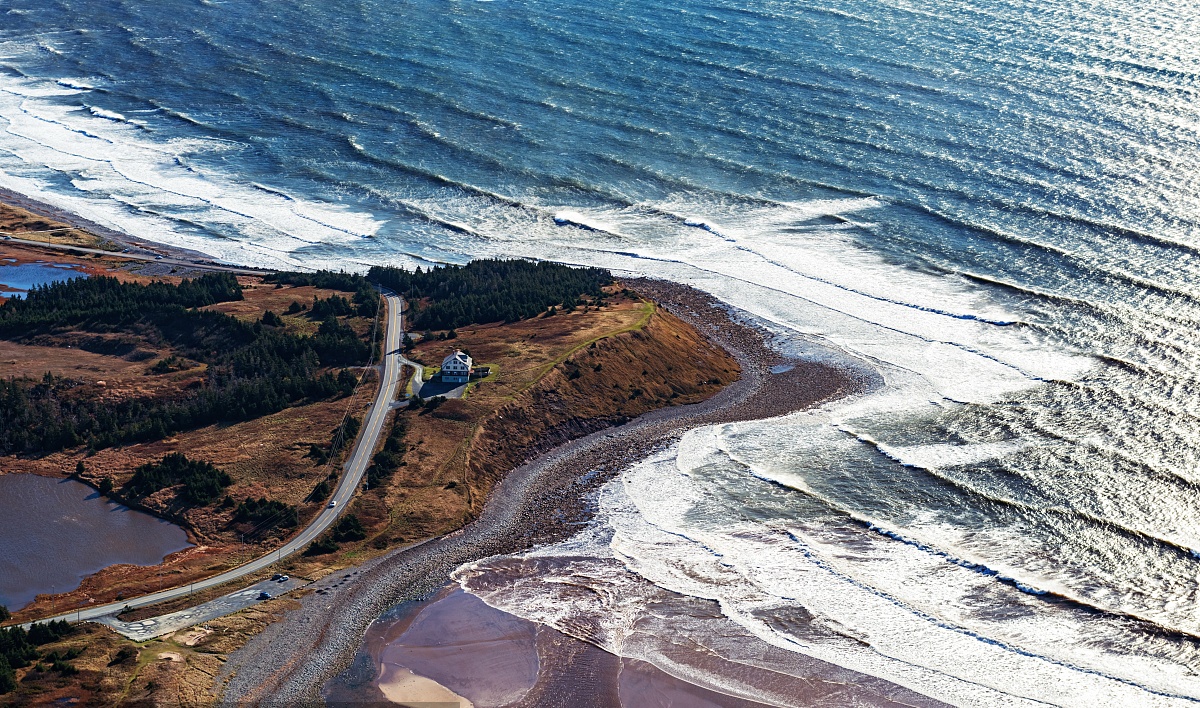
0, 474, 192, 611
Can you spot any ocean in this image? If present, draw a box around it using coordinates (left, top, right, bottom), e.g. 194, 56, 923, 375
2, 0, 1199, 703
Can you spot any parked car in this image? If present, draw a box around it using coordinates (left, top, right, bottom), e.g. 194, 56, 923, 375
278, 575, 289, 582
257, 591, 272, 600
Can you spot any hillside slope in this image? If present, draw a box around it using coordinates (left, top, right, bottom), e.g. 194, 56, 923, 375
464, 306, 739, 504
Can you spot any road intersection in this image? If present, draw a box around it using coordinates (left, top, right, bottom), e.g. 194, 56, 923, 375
26, 289, 407, 628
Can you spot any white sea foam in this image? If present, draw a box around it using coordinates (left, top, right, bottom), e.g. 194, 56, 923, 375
458, 428, 1200, 705
85, 105, 126, 122
868, 438, 1030, 470
0, 36, 1147, 706
0, 66, 385, 271
56, 78, 94, 91
551, 209, 616, 234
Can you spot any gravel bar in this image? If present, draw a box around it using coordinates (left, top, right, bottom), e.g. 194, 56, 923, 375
219, 279, 872, 706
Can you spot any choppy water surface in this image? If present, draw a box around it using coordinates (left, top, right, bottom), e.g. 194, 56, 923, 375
2, 0, 1199, 703
0, 474, 191, 610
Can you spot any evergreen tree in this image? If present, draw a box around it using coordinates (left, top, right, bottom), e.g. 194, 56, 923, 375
0, 272, 375, 456
368, 259, 612, 330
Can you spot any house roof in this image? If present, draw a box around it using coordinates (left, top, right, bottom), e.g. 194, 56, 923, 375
442, 349, 472, 368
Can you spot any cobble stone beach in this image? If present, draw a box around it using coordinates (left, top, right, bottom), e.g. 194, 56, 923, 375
220, 279, 870, 705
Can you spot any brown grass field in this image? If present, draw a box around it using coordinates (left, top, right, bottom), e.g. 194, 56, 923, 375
0, 201, 108, 250
276, 289, 740, 584
0, 239, 739, 706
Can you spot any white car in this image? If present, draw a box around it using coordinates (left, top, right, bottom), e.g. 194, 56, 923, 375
328, 500, 337, 508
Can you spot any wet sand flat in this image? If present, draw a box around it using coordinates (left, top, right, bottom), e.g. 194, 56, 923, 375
339, 584, 935, 707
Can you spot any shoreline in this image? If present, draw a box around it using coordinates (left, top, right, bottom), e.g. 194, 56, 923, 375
220, 278, 877, 704
334, 584, 940, 708
0, 186, 903, 704
0, 186, 215, 263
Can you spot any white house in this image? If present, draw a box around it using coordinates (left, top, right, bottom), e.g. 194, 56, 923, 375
441, 349, 473, 383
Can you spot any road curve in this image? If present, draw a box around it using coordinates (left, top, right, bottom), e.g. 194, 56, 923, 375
400, 352, 426, 396
27, 290, 406, 626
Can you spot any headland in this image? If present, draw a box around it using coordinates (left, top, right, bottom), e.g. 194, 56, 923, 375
0, 191, 866, 706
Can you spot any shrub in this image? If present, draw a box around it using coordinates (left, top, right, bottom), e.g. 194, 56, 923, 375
308, 480, 331, 503
233, 498, 298, 531
304, 537, 339, 556
125, 453, 232, 505
331, 514, 366, 543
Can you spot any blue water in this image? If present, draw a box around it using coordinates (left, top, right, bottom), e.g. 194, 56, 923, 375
0, 474, 190, 610
0, 260, 84, 297
1, 0, 1198, 703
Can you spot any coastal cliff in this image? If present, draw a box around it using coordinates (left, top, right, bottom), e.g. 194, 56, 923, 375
465, 306, 739, 503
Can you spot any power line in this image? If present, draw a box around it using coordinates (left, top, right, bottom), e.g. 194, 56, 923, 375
243, 288, 386, 543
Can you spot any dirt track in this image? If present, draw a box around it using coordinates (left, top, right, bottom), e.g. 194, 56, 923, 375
219, 279, 873, 705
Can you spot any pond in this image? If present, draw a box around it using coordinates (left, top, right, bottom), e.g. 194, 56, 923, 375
0, 259, 87, 297
0, 474, 192, 611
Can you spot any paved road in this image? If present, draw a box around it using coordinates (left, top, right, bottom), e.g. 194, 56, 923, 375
405, 351, 468, 399
93, 576, 310, 642
1, 234, 273, 276
401, 351, 426, 395
26, 290, 406, 627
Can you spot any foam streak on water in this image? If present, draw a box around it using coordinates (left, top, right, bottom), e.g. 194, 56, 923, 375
3, 0, 1200, 703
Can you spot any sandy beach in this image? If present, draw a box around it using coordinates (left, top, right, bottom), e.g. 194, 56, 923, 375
219, 278, 895, 705
327, 582, 945, 708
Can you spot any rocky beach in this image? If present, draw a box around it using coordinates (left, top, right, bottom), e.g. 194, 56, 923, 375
219, 278, 877, 705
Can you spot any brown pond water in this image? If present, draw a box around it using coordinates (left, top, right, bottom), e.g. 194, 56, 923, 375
0, 473, 191, 611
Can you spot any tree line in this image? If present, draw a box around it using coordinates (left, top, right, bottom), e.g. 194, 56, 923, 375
0, 274, 375, 456
368, 259, 613, 329
266, 271, 378, 318
0, 620, 74, 694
